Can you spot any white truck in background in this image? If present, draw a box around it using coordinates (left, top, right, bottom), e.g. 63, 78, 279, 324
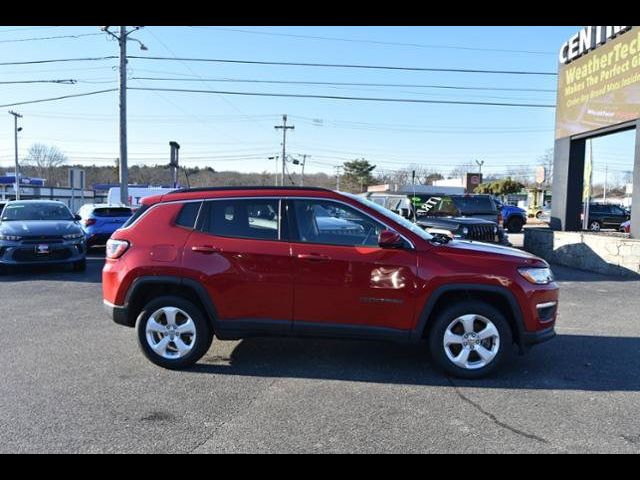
107, 186, 176, 208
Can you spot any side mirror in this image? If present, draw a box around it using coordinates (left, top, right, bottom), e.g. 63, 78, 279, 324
378, 229, 404, 249
74, 214, 82, 221
427, 228, 454, 244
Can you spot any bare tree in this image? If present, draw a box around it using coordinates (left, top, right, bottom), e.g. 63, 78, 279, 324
23, 143, 68, 186
537, 148, 554, 187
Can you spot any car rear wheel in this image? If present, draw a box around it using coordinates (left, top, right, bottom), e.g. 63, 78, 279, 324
507, 217, 524, 233
428, 301, 512, 379
589, 221, 602, 232
136, 296, 213, 370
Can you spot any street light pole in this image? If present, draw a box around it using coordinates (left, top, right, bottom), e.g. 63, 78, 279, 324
475, 159, 484, 173
9, 110, 22, 200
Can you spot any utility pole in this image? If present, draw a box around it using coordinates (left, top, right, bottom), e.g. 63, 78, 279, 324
603, 161, 608, 202
300, 154, 307, 186
275, 114, 294, 187
9, 110, 22, 200
268, 156, 279, 186
100, 26, 147, 205
335, 166, 342, 190
169, 141, 180, 188
293, 154, 309, 186
475, 159, 484, 173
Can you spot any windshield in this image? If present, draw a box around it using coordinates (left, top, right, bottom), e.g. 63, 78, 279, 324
344, 192, 433, 242
1, 203, 74, 221
452, 196, 496, 214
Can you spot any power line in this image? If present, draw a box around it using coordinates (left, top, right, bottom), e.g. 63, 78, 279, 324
0, 56, 117, 66
128, 86, 555, 108
0, 79, 77, 85
0, 33, 103, 43
189, 27, 555, 56
127, 55, 557, 76
130, 76, 556, 93
0, 89, 116, 108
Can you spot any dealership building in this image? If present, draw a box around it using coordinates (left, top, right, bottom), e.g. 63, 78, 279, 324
526, 26, 640, 277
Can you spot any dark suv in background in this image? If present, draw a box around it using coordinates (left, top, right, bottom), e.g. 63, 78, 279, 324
363, 192, 507, 244
583, 203, 630, 231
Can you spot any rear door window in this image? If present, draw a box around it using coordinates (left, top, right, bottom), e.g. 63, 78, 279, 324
201, 199, 281, 241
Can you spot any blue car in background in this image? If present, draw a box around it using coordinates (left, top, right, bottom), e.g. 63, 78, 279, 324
77, 204, 133, 248
493, 198, 527, 233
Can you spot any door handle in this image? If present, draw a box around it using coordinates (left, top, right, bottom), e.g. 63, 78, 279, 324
297, 253, 331, 262
191, 245, 220, 254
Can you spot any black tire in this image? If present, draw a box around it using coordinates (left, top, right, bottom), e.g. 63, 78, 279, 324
427, 300, 513, 379
506, 217, 524, 233
588, 220, 602, 232
72, 259, 86, 272
136, 295, 213, 370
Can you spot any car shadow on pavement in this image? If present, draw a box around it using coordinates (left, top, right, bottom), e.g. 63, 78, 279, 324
0, 257, 104, 284
191, 334, 640, 392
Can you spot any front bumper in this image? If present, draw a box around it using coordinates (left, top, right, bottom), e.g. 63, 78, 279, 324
521, 326, 556, 346
0, 240, 86, 265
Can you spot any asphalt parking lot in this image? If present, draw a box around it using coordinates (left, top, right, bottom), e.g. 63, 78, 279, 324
1, 252, 640, 453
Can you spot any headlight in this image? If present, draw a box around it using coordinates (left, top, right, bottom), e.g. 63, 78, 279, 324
63, 232, 84, 240
461, 227, 469, 235
0, 234, 22, 241
518, 267, 554, 285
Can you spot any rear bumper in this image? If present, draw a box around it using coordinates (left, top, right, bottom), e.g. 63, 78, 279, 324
86, 233, 112, 247
104, 300, 131, 327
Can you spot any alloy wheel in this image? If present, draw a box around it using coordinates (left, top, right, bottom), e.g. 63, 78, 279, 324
145, 306, 197, 359
443, 314, 500, 370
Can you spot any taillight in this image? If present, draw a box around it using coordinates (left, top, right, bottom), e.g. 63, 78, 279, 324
106, 239, 130, 259
498, 213, 503, 226
83, 218, 97, 227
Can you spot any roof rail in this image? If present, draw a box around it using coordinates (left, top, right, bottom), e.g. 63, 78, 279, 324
167, 186, 333, 194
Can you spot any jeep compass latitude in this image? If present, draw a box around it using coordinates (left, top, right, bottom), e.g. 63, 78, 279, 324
103, 187, 558, 378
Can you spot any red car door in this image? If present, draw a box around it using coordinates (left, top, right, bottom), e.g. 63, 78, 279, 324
182, 198, 293, 323
287, 198, 420, 331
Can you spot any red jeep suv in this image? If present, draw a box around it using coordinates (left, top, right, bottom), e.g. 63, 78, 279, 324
103, 187, 558, 378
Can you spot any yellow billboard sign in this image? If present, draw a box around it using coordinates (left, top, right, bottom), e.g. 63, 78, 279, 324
556, 27, 640, 139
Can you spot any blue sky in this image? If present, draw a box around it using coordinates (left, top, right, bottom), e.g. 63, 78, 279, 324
0, 25, 635, 184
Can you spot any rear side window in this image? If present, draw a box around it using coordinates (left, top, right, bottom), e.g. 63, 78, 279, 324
201, 199, 280, 241
93, 207, 133, 218
121, 205, 149, 228
175, 202, 202, 229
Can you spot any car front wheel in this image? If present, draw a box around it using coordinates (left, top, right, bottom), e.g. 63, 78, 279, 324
507, 217, 524, 233
136, 296, 213, 370
428, 301, 512, 379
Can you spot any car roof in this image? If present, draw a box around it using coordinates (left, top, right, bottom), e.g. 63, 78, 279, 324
145, 186, 338, 205
5, 200, 67, 205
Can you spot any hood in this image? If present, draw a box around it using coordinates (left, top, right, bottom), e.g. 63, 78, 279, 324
0, 220, 82, 237
440, 239, 547, 265
417, 216, 495, 228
